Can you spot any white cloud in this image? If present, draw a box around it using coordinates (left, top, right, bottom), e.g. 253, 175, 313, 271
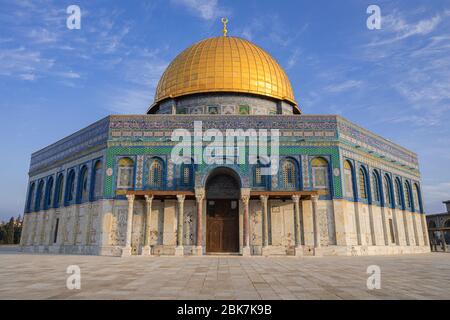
107, 88, 153, 114
368, 12, 444, 46
0, 47, 55, 79
286, 48, 301, 70
171, 0, 230, 21
325, 80, 363, 93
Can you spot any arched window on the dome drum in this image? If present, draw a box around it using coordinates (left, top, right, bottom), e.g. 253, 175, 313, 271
383, 175, 393, 207
117, 158, 134, 189
65, 170, 76, 204
311, 157, 329, 193
91, 160, 103, 199
343, 161, 355, 199
413, 183, 421, 212
281, 158, 297, 190
35, 180, 45, 211
371, 171, 381, 203
45, 177, 54, 209
27, 182, 35, 212
404, 181, 412, 209
358, 168, 368, 200
77, 166, 89, 203
54, 174, 64, 208
395, 178, 403, 209
149, 158, 163, 189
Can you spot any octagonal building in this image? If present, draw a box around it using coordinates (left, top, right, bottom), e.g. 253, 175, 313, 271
20, 32, 430, 256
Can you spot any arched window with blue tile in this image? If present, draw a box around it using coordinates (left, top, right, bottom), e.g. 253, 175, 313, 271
394, 178, 404, 209
413, 183, 423, 213
383, 174, 394, 208
54, 174, 64, 208
77, 165, 89, 203
91, 160, 103, 200
311, 157, 330, 193
371, 171, 382, 204
26, 182, 36, 213
280, 157, 298, 190
343, 160, 356, 200
253, 158, 270, 188
44, 176, 54, 209
65, 169, 76, 205
404, 181, 412, 210
35, 180, 45, 211
148, 157, 164, 189
358, 167, 369, 201
180, 162, 194, 188
117, 157, 134, 189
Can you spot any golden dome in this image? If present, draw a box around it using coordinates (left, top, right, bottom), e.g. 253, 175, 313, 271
153, 36, 298, 109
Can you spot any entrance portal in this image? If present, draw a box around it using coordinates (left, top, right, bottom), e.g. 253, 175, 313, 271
206, 199, 239, 253
205, 168, 241, 253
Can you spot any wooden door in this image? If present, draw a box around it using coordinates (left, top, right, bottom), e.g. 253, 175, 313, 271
206, 199, 239, 253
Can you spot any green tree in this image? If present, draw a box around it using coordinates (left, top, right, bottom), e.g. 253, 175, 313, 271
5, 217, 15, 244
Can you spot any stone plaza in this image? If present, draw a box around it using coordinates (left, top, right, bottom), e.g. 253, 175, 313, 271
1, 247, 449, 300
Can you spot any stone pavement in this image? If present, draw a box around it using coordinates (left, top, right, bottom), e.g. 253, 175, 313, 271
0, 247, 449, 300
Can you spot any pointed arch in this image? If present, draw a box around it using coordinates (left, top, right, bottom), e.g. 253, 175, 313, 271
35, 180, 45, 211
117, 157, 134, 188
54, 173, 64, 208
311, 157, 330, 191
27, 182, 36, 213
253, 157, 270, 188
343, 160, 356, 199
383, 174, 394, 208
44, 176, 54, 209
91, 160, 103, 199
404, 180, 412, 209
413, 183, 422, 213
394, 178, 404, 209
358, 167, 369, 200
148, 157, 164, 189
280, 157, 299, 190
65, 169, 76, 204
371, 170, 382, 203
180, 160, 194, 188
77, 165, 89, 203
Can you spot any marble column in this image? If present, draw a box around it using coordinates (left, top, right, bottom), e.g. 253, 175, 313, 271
441, 230, 447, 252
311, 195, 322, 256
175, 195, 185, 256
260, 195, 269, 249
292, 195, 303, 256
121, 194, 134, 257
241, 190, 251, 256
194, 188, 204, 256
142, 195, 153, 256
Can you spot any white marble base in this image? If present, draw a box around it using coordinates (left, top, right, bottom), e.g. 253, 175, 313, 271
174, 246, 184, 256
121, 246, 132, 257
294, 246, 303, 256
141, 246, 152, 256
192, 246, 203, 256
242, 246, 251, 256
313, 247, 323, 257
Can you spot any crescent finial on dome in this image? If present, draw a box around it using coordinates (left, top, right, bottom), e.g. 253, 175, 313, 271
221, 18, 228, 37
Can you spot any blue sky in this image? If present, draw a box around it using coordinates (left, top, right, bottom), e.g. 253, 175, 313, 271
0, 0, 449, 220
